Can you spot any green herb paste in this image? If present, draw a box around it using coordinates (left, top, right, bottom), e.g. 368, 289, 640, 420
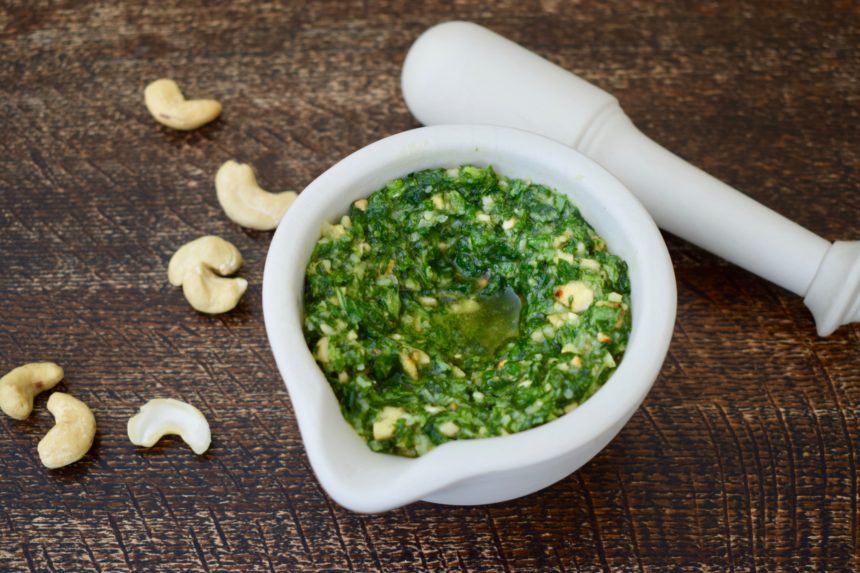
303, 166, 631, 457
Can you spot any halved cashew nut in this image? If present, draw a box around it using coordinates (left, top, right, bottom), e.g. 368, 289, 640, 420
168, 235, 248, 314
127, 398, 211, 455
144, 78, 222, 130
554, 280, 594, 313
38, 392, 96, 469
0, 362, 64, 420
216, 160, 297, 231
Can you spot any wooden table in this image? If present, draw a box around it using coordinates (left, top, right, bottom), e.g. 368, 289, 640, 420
2, 1, 857, 570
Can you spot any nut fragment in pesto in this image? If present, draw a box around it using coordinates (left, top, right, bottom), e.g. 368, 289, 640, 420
302, 166, 631, 457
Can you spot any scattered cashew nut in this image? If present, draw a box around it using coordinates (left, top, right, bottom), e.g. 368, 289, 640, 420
0, 362, 64, 420
168, 235, 248, 314
144, 78, 222, 130
127, 398, 211, 455
215, 160, 297, 231
38, 392, 96, 469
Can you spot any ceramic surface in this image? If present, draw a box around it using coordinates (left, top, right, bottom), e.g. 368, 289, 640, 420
263, 125, 676, 513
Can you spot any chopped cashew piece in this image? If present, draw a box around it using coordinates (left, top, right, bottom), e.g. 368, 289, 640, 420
38, 392, 96, 469
215, 160, 297, 231
127, 398, 211, 455
554, 280, 594, 313
547, 312, 578, 328
450, 298, 480, 314
553, 230, 573, 248
315, 337, 331, 364
168, 236, 247, 314
580, 258, 601, 271
399, 351, 419, 380
0, 362, 64, 420
438, 421, 460, 437
144, 78, 221, 130
372, 406, 405, 440
412, 349, 431, 365
399, 348, 430, 380
321, 221, 347, 239
554, 251, 575, 264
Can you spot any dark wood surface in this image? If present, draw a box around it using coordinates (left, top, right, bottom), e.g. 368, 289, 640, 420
1, 1, 858, 570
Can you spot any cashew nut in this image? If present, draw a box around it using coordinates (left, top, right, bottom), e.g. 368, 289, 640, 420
0, 362, 64, 420
215, 160, 298, 230
168, 235, 248, 314
144, 78, 222, 130
37, 392, 96, 469
127, 398, 211, 455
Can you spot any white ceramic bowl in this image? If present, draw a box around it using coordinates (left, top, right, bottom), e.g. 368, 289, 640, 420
263, 124, 676, 513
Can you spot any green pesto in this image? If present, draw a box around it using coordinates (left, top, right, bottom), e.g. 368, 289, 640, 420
302, 166, 631, 457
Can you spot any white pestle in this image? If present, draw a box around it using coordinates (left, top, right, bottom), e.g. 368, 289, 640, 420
401, 21, 860, 336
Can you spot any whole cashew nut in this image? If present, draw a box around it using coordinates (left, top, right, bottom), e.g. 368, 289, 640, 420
0, 362, 64, 420
37, 392, 96, 469
144, 78, 222, 130
127, 398, 211, 455
215, 160, 298, 231
168, 236, 248, 314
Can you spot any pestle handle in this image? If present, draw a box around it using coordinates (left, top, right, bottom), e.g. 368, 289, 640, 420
401, 21, 860, 336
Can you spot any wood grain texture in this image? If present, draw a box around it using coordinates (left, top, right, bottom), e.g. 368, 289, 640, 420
1, 0, 857, 570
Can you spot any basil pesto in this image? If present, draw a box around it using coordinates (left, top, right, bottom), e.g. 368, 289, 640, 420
303, 166, 631, 457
